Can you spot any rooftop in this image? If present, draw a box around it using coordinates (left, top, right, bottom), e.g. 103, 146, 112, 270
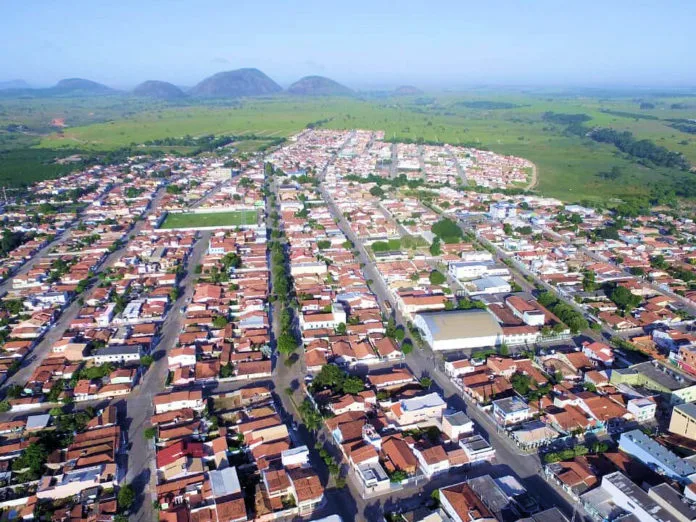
620, 429, 696, 477
416, 309, 503, 341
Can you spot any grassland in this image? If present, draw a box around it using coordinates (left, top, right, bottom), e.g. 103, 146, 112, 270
1, 90, 694, 202
160, 210, 258, 229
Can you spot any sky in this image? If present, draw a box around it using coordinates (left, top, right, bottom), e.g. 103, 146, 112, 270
2, 0, 695, 90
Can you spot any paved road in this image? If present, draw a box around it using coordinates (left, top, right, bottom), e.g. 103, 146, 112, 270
126, 229, 211, 522
264, 170, 360, 520
446, 145, 468, 185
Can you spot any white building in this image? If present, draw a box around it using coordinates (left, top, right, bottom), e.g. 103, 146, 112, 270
627, 398, 657, 423
92, 345, 142, 365
468, 276, 512, 296
414, 309, 503, 351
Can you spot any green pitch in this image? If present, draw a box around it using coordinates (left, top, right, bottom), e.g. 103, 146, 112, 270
160, 210, 259, 229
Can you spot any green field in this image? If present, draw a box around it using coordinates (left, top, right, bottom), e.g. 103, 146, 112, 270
160, 210, 258, 229
2, 90, 696, 202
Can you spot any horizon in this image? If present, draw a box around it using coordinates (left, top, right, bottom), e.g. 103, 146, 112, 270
3, 72, 696, 93
2, 0, 695, 90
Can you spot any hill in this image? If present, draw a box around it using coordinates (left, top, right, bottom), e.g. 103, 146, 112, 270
287, 76, 353, 96
0, 79, 30, 90
190, 68, 282, 98
51, 78, 115, 95
393, 85, 423, 95
133, 80, 186, 100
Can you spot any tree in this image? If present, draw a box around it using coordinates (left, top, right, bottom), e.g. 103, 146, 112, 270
277, 332, 298, 355
503, 223, 513, 235
369, 186, 385, 198
118, 485, 136, 512
144, 427, 157, 439
431, 218, 463, 243
610, 285, 642, 312
141, 355, 154, 367
314, 364, 346, 390
298, 399, 322, 431
12, 442, 47, 476
0, 400, 11, 413
342, 376, 365, 395
317, 239, 331, 250
335, 323, 347, 335
401, 340, 413, 355
429, 237, 442, 256
582, 270, 597, 292
498, 343, 509, 356
429, 270, 446, 285
419, 377, 433, 389
510, 373, 532, 396
212, 315, 229, 329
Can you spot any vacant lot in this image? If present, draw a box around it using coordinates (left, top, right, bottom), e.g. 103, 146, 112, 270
160, 210, 258, 229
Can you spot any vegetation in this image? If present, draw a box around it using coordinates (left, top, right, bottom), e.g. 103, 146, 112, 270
537, 290, 588, 333
431, 217, 463, 243
160, 210, 258, 229
0, 91, 694, 202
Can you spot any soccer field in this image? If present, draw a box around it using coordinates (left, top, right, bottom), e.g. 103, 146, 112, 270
160, 210, 259, 229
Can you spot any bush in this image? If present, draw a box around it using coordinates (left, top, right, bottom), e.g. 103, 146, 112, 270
118, 484, 136, 512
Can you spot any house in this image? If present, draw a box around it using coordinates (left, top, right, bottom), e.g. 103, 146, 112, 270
439, 482, 497, 522
93, 344, 142, 365
380, 436, 418, 475
582, 341, 615, 366
492, 396, 531, 427
413, 444, 450, 477
627, 397, 656, 423
442, 411, 475, 441
389, 392, 446, 429
154, 390, 205, 414
367, 368, 416, 390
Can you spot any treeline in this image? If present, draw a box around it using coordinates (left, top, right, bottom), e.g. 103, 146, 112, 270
543, 112, 691, 171
383, 136, 489, 150
542, 111, 591, 125
589, 128, 690, 170
455, 101, 520, 110
599, 109, 659, 121
142, 133, 285, 155
668, 120, 696, 135
305, 118, 332, 129
344, 173, 434, 190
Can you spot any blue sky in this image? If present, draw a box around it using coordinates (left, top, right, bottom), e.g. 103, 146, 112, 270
2, 0, 695, 89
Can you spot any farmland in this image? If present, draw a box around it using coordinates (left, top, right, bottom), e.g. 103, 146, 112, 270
159, 210, 259, 229
1, 90, 695, 202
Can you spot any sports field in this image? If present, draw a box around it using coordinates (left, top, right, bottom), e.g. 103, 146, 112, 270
160, 210, 258, 229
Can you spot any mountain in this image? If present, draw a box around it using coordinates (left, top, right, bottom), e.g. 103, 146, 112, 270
190, 68, 282, 97
51, 78, 115, 95
133, 80, 186, 100
0, 79, 30, 90
393, 85, 423, 95
287, 76, 353, 96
